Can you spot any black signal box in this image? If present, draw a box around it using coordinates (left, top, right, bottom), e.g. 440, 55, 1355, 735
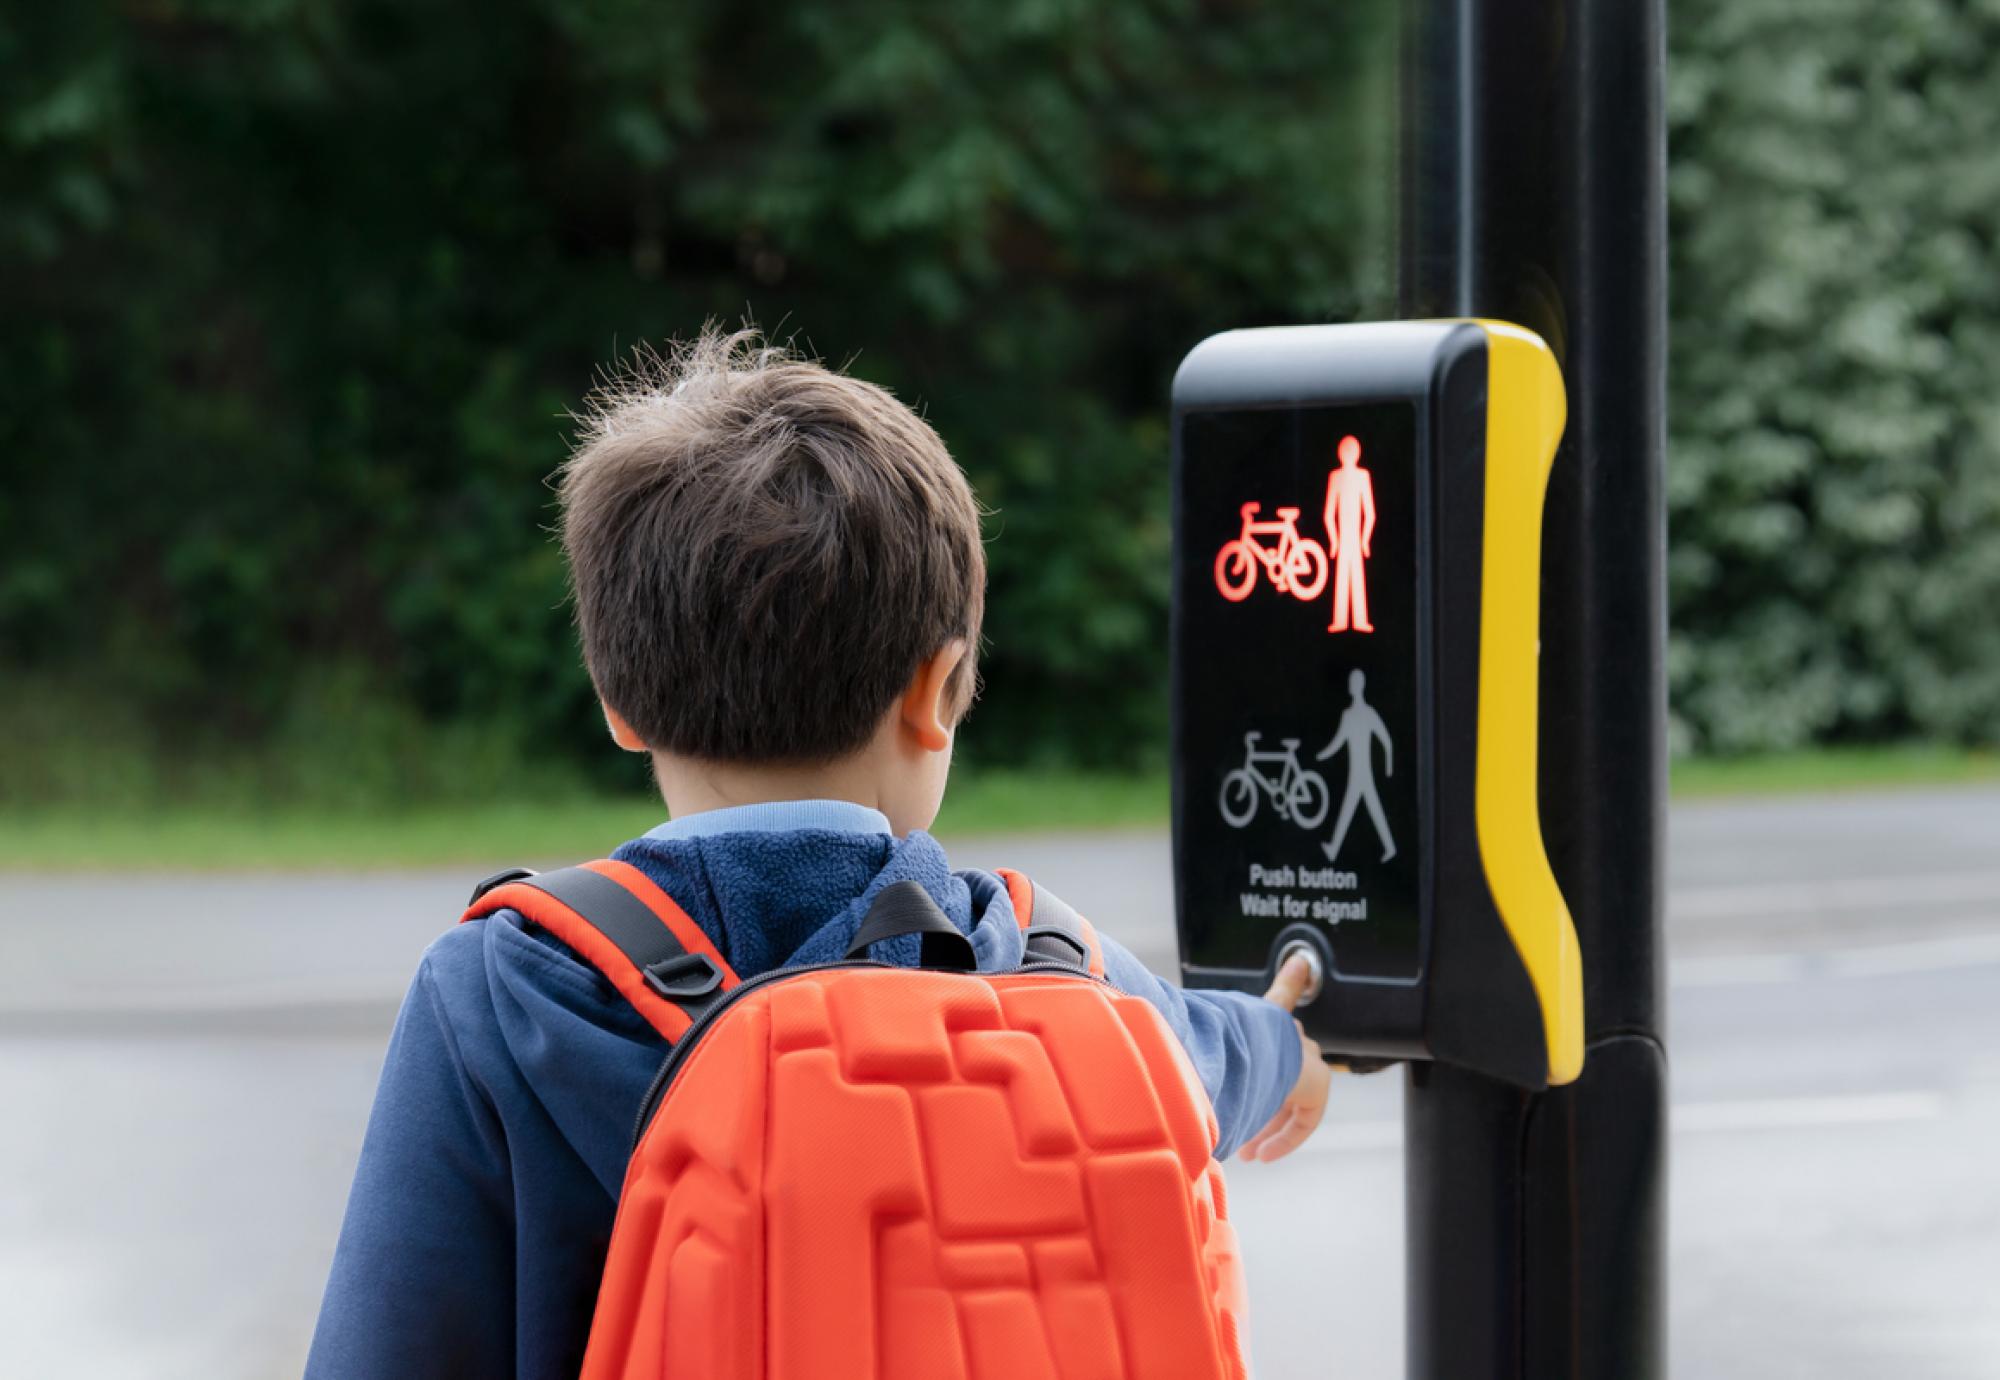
1170, 321, 1582, 1090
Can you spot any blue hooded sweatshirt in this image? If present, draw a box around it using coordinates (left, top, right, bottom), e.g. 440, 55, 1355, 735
306, 802, 1300, 1379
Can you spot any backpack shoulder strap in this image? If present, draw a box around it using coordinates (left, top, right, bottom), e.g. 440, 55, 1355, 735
992, 867, 1106, 978
460, 859, 740, 1042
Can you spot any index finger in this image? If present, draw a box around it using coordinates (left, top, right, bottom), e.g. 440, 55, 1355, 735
1263, 952, 1315, 1011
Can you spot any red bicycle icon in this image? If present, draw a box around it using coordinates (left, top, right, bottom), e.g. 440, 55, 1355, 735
1214, 502, 1330, 603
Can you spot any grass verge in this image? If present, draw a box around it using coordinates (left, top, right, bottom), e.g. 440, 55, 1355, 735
4, 746, 1994, 872
1666, 744, 2000, 798
0, 770, 1171, 872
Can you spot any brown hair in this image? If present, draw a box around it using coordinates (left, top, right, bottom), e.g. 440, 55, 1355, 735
558, 328, 985, 764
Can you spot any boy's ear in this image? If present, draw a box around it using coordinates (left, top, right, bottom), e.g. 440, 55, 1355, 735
899, 640, 968, 753
601, 702, 649, 753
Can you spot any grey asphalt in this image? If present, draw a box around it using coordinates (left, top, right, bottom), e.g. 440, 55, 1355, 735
2, 786, 1997, 1378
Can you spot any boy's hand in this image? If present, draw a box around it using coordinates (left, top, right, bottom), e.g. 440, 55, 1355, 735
1237, 953, 1333, 1163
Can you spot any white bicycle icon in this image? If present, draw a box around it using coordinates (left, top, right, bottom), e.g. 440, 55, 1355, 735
1219, 731, 1332, 830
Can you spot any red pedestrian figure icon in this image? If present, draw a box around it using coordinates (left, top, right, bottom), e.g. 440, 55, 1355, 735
1323, 434, 1376, 633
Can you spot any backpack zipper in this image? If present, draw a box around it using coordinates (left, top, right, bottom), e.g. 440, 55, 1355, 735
628, 959, 1103, 1152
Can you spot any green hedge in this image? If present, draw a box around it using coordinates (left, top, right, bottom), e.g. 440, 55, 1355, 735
5, 0, 1997, 809
1, 0, 1393, 794
1667, 0, 2000, 751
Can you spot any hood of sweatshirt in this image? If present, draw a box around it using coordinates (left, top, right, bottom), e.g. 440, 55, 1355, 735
611, 825, 1023, 975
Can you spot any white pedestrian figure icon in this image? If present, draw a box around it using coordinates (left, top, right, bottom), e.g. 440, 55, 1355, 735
1316, 669, 1397, 863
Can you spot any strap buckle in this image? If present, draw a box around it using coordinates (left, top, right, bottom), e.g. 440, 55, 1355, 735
468, 866, 537, 906
644, 952, 727, 1002
1022, 925, 1092, 969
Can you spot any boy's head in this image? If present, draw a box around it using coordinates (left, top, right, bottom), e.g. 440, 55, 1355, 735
558, 328, 985, 829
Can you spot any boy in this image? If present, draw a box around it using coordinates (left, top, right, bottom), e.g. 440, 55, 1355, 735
306, 329, 1328, 1377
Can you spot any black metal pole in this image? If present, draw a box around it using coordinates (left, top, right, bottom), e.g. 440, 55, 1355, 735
1399, 3, 1667, 1378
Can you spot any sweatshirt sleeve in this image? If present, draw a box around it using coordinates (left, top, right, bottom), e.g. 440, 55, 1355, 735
305, 958, 516, 1379
1092, 933, 1303, 1161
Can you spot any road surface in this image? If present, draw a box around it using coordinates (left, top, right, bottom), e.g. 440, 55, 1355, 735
2, 786, 1996, 1378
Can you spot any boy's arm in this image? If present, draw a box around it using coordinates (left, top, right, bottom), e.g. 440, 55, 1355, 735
305, 959, 515, 1379
1093, 933, 1325, 1161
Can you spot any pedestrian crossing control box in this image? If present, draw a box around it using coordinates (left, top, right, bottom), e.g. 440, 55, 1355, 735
1170, 320, 1583, 1089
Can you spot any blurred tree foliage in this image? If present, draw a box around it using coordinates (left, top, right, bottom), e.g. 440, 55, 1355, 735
1668, 0, 2000, 751
8, 0, 1998, 808
0, 0, 1394, 796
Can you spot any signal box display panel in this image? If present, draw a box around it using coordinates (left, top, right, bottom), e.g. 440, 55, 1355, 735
1175, 401, 1426, 987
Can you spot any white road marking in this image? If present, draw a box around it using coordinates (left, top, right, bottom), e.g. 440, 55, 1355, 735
1669, 951, 1815, 988
1671, 869, 2000, 920
1671, 930, 2000, 987
0, 974, 402, 1016
1295, 1091, 1948, 1156
1309, 1121, 1403, 1153
1822, 930, 2000, 977
1673, 1090, 1945, 1132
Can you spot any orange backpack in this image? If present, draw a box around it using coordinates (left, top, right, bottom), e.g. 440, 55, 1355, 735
463, 859, 1249, 1380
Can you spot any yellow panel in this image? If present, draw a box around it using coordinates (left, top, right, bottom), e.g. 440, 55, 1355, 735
1471, 321, 1584, 1086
